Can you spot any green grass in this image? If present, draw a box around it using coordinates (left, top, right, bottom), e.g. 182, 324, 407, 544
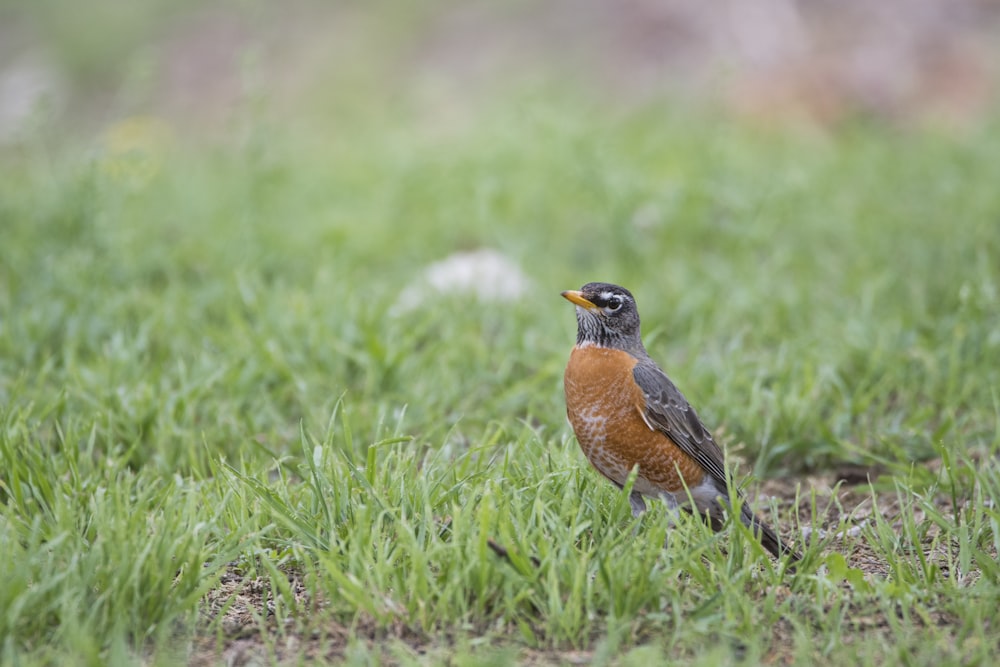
2, 92, 1000, 665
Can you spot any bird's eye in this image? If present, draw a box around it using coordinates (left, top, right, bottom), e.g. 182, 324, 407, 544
607, 297, 623, 312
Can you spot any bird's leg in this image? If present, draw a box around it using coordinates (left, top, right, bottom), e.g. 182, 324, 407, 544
626, 490, 648, 539
659, 492, 683, 549
629, 490, 647, 517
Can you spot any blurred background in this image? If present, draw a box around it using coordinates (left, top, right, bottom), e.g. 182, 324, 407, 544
3, 0, 999, 474
2, 0, 999, 142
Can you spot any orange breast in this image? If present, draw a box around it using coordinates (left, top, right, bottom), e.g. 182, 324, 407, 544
563, 345, 705, 495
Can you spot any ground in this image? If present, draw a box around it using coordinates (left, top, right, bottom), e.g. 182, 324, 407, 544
189, 454, 995, 665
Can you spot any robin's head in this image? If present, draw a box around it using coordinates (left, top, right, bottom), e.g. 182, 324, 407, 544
561, 282, 644, 351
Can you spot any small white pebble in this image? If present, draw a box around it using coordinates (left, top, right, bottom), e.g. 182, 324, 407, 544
801, 520, 867, 540
392, 248, 531, 314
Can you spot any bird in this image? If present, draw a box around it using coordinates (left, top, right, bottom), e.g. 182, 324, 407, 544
561, 281, 799, 561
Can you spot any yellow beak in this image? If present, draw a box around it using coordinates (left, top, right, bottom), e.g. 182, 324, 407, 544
561, 290, 600, 313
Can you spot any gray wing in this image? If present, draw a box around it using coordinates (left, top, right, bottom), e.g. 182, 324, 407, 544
632, 361, 731, 490
634, 361, 800, 560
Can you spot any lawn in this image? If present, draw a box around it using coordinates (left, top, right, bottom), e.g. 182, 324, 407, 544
2, 43, 1000, 667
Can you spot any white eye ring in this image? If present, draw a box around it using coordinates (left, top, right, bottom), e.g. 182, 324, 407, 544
607, 297, 623, 312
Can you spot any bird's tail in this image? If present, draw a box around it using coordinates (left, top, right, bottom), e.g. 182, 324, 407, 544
738, 502, 801, 562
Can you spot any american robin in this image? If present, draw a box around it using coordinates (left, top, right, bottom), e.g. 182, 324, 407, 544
562, 282, 799, 561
